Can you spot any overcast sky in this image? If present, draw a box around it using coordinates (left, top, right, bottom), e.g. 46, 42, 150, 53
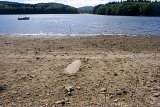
0, 0, 117, 7
1, 0, 159, 7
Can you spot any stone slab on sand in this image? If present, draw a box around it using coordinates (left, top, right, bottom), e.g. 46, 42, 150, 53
64, 60, 82, 74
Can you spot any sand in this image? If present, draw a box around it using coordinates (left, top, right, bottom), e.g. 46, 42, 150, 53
0, 35, 160, 107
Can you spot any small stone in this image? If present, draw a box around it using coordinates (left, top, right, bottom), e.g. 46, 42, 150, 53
115, 90, 128, 96
64, 97, 69, 102
26, 93, 30, 95
87, 64, 92, 68
115, 91, 122, 95
0, 84, 6, 91
109, 94, 114, 98
113, 99, 118, 102
55, 100, 65, 105
110, 81, 114, 83
65, 85, 74, 96
152, 92, 160, 97
122, 90, 128, 95
4, 42, 11, 44
68, 92, 72, 96
95, 84, 99, 86
76, 86, 81, 90
36, 57, 40, 60
65, 85, 74, 92
153, 79, 157, 82
114, 72, 118, 76
100, 88, 107, 93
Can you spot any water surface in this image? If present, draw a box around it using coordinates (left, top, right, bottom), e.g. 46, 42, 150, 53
0, 14, 160, 36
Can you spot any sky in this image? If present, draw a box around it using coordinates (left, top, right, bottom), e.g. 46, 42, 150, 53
1, 0, 114, 7
1, 0, 159, 7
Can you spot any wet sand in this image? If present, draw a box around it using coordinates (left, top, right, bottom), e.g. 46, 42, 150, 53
0, 35, 160, 107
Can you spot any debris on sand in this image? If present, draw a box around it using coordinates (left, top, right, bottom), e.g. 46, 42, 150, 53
100, 88, 107, 94
64, 60, 82, 74
55, 99, 72, 106
65, 85, 74, 92
4, 42, 11, 44
115, 90, 128, 96
65, 85, 74, 96
152, 91, 160, 97
55, 100, 65, 105
0, 84, 6, 92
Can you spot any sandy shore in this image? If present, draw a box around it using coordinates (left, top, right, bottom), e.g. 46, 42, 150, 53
0, 35, 160, 107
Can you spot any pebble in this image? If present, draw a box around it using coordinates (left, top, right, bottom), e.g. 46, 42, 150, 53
65, 85, 74, 96
0, 84, 6, 91
114, 72, 118, 76
36, 57, 40, 60
116, 91, 122, 95
64, 97, 69, 102
55, 100, 65, 105
26, 93, 30, 95
4, 42, 11, 44
65, 85, 74, 92
115, 90, 128, 96
100, 88, 107, 94
76, 86, 81, 90
113, 99, 118, 102
152, 91, 160, 97
67, 92, 72, 96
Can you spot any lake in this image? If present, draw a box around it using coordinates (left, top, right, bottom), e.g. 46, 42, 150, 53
0, 14, 160, 36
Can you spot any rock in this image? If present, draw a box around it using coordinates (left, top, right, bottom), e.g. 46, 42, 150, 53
122, 90, 128, 95
113, 99, 118, 102
115, 91, 122, 95
76, 86, 81, 90
64, 97, 69, 102
36, 57, 40, 60
100, 88, 107, 94
0, 84, 6, 92
4, 42, 11, 44
65, 85, 74, 92
115, 90, 128, 96
65, 85, 74, 96
67, 92, 72, 96
110, 81, 114, 83
26, 93, 30, 95
114, 72, 118, 76
152, 91, 160, 97
64, 60, 82, 74
55, 100, 65, 105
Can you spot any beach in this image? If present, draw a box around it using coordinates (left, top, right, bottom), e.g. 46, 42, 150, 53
0, 35, 160, 107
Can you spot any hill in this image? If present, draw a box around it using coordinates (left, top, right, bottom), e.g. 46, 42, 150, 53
0, 1, 20, 5
0, 1, 78, 14
78, 6, 93, 13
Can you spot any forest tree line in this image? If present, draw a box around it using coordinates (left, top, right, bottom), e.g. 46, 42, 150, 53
93, 1, 160, 16
1, 1, 160, 15
0, 1, 78, 14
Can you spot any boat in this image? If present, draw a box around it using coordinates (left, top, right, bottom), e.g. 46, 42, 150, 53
18, 4, 30, 20
18, 17, 30, 20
